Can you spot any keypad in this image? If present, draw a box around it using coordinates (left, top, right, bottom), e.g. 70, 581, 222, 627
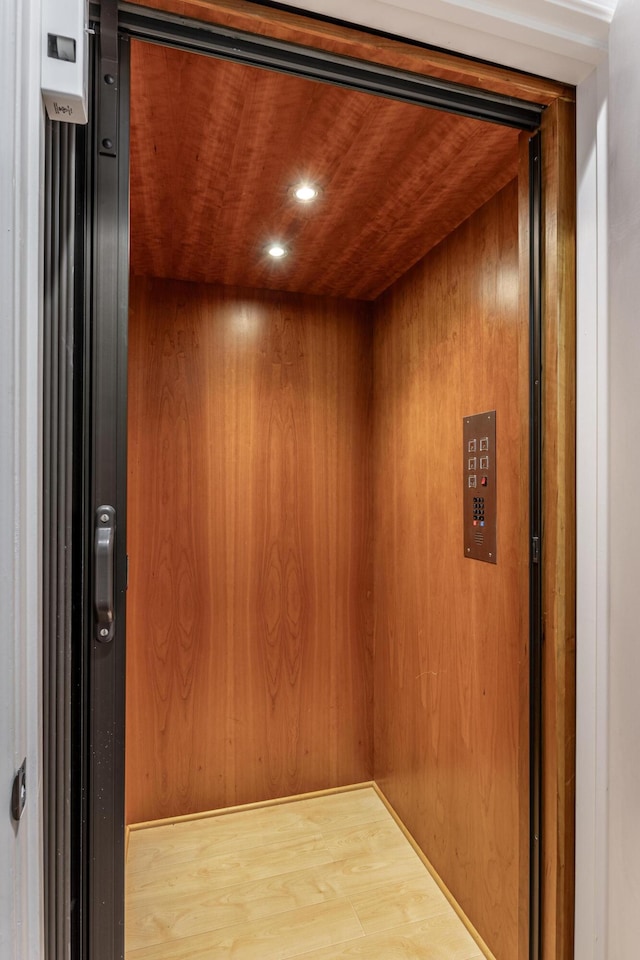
472, 496, 486, 526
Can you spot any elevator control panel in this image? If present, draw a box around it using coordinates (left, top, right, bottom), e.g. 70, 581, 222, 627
463, 411, 496, 564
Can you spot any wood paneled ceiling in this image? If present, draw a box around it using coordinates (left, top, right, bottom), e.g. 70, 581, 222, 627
130, 39, 520, 300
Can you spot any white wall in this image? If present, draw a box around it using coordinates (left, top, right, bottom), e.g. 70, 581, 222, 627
0, 0, 43, 957
607, 0, 640, 955
575, 59, 610, 960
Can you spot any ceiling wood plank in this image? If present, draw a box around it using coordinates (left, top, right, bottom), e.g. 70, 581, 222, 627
130, 40, 520, 299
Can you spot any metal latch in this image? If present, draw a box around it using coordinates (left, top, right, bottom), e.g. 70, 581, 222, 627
11, 759, 27, 823
532, 536, 540, 563
95, 505, 116, 642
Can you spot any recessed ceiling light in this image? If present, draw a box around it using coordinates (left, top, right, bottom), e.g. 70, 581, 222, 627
293, 183, 319, 203
267, 243, 288, 259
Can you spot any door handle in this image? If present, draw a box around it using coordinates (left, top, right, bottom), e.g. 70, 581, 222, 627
95, 505, 116, 642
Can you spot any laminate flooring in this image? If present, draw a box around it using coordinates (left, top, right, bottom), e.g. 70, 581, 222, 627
126, 786, 486, 960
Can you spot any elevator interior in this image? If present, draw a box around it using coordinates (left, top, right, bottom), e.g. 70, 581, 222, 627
124, 36, 531, 960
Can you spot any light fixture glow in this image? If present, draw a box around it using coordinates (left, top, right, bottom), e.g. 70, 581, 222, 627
267, 243, 288, 259
293, 183, 319, 203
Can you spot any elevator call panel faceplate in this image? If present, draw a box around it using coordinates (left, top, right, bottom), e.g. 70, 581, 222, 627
463, 411, 496, 564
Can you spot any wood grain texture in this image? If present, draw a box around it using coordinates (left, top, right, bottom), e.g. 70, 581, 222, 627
540, 99, 576, 960
517, 131, 532, 960
373, 180, 529, 960
132, 0, 573, 105
130, 39, 520, 300
126, 787, 484, 960
126, 277, 373, 823
374, 785, 498, 960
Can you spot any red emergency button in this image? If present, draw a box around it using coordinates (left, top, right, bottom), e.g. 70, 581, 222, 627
481, 476, 488, 486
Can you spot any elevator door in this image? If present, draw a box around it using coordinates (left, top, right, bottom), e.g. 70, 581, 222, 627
81, 7, 550, 960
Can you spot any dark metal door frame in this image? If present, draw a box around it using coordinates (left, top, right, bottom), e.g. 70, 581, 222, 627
43, 118, 78, 960
79, 20, 130, 960
79, 5, 545, 959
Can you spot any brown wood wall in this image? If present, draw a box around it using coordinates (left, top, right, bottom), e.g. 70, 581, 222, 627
372, 180, 529, 960
126, 182, 530, 958
126, 277, 373, 824
540, 100, 577, 960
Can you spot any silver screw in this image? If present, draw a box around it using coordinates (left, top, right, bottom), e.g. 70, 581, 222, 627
489, 553, 493, 558
100, 628, 109, 637
100, 513, 109, 522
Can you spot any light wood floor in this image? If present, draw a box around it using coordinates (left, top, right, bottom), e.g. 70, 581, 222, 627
126, 786, 486, 960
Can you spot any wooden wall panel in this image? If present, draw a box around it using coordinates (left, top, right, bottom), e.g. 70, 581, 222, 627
126, 277, 373, 824
373, 180, 529, 960
540, 99, 577, 960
